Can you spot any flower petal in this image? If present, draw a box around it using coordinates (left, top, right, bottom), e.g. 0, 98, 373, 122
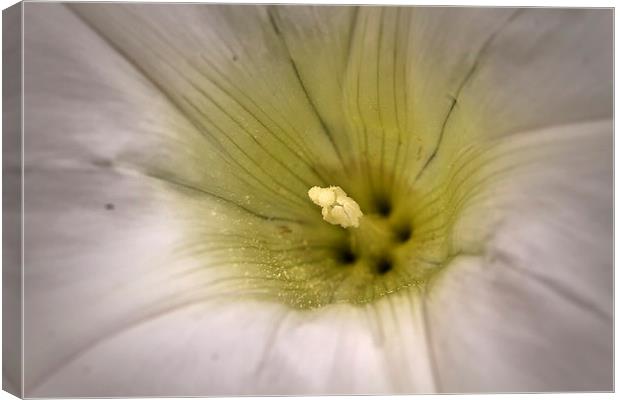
32, 292, 443, 396
272, 7, 612, 194
424, 120, 613, 391
267, 6, 358, 159
70, 3, 349, 212
418, 8, 612, 183
272, 7, 518, 190
22, 3, 242, 393
458, 9, 612, 136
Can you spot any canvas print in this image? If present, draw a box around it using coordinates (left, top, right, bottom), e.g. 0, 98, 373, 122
2, 2, 613, 397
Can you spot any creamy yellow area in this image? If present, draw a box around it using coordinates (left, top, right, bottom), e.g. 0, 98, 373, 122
156, 136, 505, 310
308, 186, 363, 228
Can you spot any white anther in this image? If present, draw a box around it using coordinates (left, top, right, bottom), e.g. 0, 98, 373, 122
308, 186, 363, 228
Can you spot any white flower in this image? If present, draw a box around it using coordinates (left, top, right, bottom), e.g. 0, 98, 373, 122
12, 3, 611, 396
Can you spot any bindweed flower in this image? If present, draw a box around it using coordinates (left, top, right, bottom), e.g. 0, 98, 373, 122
10, 3, 611, 396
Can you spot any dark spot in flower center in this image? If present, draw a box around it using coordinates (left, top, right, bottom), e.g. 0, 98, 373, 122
104, 203, 115, 210
395, 224, 412, 242
375, 196, 391, 217
375, 257, 393, 275
335, 246, 357, 265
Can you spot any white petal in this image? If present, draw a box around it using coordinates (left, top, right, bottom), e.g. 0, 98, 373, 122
272, 7, 612, 191
22, 4, 250, 394
70, 3, 347, 202
273, 7, 519, 189
32, 291, 442, 396
419, 8, 612, 183
424, 120, 612, 391
460, 9, 612, 136
266, 6, 360, 159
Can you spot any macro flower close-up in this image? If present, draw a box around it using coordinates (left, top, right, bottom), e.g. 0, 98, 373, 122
3, 2, 613, 396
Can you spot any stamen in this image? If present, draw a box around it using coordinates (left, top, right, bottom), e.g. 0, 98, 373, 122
308, 186, 363, 228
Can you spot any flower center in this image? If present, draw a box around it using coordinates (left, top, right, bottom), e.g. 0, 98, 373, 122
241, 165, 450, 309
180, 146, 490, 310
308, 185, 408, 277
